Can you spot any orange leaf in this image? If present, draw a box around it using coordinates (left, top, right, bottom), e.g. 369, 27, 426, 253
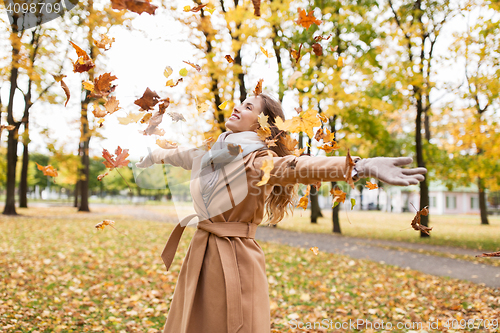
344, 149, 356, 189
312, 43, 323, 56
366, 181, 378, 190
225, 55, 234, 63
89, 73, 117, 98
475, 251, 500, 258
254, 78, 263, 95
69, 41, 95, 73
36, 163, 58, 179
410, 204, 432, 235
330, 187, 346, 206
296, 8, 322, 29
134, 87, 160, 111
102, 146, 130, 170
111, 0, 157, 15
309, 246, 319, 255
256, 150, 274, 186
94, 33, 115, 50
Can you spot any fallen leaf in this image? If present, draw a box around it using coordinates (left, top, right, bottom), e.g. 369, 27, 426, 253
296, 8, 322, 29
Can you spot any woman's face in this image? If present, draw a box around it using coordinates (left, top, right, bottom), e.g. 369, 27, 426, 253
225, 96, 263, 133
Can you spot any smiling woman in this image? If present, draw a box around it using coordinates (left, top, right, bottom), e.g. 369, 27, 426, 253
135, 92, 427, 333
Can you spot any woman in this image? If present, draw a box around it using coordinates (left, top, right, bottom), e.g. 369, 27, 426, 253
135, 93, 427, 333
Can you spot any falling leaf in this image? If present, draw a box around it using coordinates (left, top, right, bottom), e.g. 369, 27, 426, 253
166, 78, 183, 87
117, 112, 143, 125
203, 137, 215, 150
196, 100, 210, 113
227, 143, 243, 156
297, 185, 311, 210
167, 111, 186, 122
95, 220, 115, 230
256, 126, 272, 141
134, 88, 160, 111
69, 41, 95, 73
312, 43, 323, 56
337, 56, 344, 67
61, 79, 70, 106
253, 79, 263, 95
287, 71, 303, 89
296, 8, 322, 29
256, 150, 274, 186
344, 149, 356, 189
97, 171, 109, 180
0, 124, 15, 137
331, 187, 346, 207
158, 98, 170, 113
279, 133, 298, 152
205, 6, 215, 14
140, 113, 152, 124
275, 116, 288, 131
318, 113, 328, 123
219, 101, 228, 109
94, 33, 115, 50
331, 45, 339, 53
475, 251, 500, 258
89, 73, 117, 98
313, 34, 332, 42
258, 113, 270, 130
36, 163, 58, 180
366, 181, 378, 190
260, 46, 274, 59
265, 138, 277, 147
110, 0, 157, 15
350, 198, 356, 210
283, 109, 322, 138
156, 139, 178, 149
317, 142, 339, 153
225, 55, 234, 63
164, 66, 173, 78
183, 60, 202, 72
83, 80, 94, 92
251, 0, 261, 16
92, 102, 107, 118
309, 246, 319, 255
290, 44, 303, 63
183, 3, 208, 12
410, 204, 432, 235
97, 118, 105, 128
179, 68, 188, 76
102, 146, 130, 170
104, 96, 121, 115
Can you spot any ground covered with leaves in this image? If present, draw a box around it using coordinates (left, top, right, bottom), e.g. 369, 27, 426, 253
1, 206, 499, 332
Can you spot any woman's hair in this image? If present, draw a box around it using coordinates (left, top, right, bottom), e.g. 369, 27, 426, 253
257, 93, 299, 225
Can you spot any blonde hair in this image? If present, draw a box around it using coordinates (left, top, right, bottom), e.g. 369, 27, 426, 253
257, 93, 299, 225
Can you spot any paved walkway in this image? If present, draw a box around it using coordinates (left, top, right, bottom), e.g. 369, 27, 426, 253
21, 202, 500, 289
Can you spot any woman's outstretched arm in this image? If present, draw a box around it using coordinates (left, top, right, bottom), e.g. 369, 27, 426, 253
135, 146, 205, 170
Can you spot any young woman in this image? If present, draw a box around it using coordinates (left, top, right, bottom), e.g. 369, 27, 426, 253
135, 93, 427, 333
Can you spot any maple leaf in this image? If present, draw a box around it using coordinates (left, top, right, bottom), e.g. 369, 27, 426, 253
158, 98, 170, 113
475, 251, 500, 258
280, 134, 298, 153
183, 60, 202, 72
89, 73, 117, 98
312, 43, 323, 56
36, 163, 58, 182
69, 41, 95, 73
254, 78, 263, 95
265, 138, 277, 147
297, 185, 311, 210
167, 111, 186, 122
317, 142, 339, 154
156, 139, 178, 149
227, 143, 243, 156
296, 8, 322, 29
104, 96, 121, 114
134, 87, 160, 111
111, 0, 157, 15
283, 108, 322, 138
275, 116, 288, 131
258, 113, 270, 130
293, 147, 306, 157
290, 44, 303, 63
344, 149, 356, 189
366, 181, 378, 190
256, 126, 272, 141
309, 246, 319, 255
117, 112, 143, 125
330, 187, 346, 207
410, 204, 432, 235
252, 0, 261, 16
225, 55, 234, 63
53, 74, 70, 107
94, 33, 115, 50
256, 150, 274, 186
102, 146, 130, 170
92, 103, 107, 118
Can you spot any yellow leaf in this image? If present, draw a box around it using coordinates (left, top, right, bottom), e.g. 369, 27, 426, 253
284, 109, 322, 138
183, 5, 191, 11
309, 247, 319, 255
83, 81, 94, 92
156, 139, 178, 149
206, 6, 215, 14
179, 68, 188, 76
164, 66, 173, 78
219, 101, 228, 109
256, 150, 274, 186
117, 112, 143, 125
258, 113, 270, 129
260, 46, 274, 58
338, 56, 344, 67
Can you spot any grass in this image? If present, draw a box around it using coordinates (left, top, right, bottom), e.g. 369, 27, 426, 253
274, 208, 500, 252
1, 206, 499, 332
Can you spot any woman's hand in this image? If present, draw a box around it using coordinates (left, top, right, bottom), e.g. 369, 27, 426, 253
355, 157, 427, 186
135, 148, 160, 169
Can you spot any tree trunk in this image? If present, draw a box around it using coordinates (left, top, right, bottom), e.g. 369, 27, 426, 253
310, 185, 323, 223
478, 176, 489, 225
19, 127, 29, 208
331, 182, 341, 233
416, 102, 430, 237
74, 180, 79, 208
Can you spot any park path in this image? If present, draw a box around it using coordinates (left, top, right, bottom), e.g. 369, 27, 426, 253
26, 202, 500, 289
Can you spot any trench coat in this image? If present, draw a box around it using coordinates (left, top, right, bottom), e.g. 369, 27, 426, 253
158, 145, 359, 333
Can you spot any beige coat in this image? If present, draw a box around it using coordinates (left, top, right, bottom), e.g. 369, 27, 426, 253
159, 146, 358, 333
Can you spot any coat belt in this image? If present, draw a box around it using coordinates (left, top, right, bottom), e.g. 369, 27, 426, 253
161, 213, 257, 333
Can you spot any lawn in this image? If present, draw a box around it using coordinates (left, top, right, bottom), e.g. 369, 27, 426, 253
275, 208, 500, 252
1, 206, 499, 332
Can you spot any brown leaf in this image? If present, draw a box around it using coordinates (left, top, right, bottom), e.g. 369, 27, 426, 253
410, 205, 432, 235
290, 44, 303, 63
227, 143, 243, 156
475, 251, 500, 258
225, 55, 234, 63
166, 78, 183, 87
312, 43, 323, 56
134, 88, 160, 111
36, 163, 58, 178
253, 78, 263, 95
251, 0, 261, 16
94, 33, 115, 50
69, 41, 95, 73
111, 0, 157, 15
90, 73, 117, 98
97, 171, 109, 181
313, 34, 332, 42
183, 60, 202, 72
344, 149, 356, 189
104, 96, 121, 114
61, 78, 70, 107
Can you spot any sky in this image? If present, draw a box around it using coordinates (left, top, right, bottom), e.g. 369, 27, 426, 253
0, 2, 491, 163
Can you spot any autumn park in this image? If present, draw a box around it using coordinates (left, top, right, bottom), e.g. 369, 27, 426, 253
1, 0, 500, 332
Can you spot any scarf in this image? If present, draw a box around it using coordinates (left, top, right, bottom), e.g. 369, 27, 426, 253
199, 130, 267, 208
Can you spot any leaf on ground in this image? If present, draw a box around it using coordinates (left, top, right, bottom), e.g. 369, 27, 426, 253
475, 251, 500, 258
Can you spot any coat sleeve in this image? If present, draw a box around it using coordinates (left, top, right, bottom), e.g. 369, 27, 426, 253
152, 146, 206, 171
252, 149, 361, 186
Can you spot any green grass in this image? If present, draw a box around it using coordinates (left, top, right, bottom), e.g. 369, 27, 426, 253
1, 206, 499, 332
273, 208, 500, 252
